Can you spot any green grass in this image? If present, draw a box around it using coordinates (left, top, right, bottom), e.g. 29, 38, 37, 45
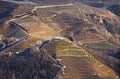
42, 38, 119, 78
43, 39, 88, 57
57, 49, 87, 56
42, 17, 54, 23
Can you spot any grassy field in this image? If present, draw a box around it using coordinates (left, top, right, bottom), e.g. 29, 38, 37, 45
57, 49, 87, 56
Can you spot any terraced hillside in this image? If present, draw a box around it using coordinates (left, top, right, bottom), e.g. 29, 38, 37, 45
82, 40, 120, 76
3, 1, 120, 45
80, 0, 120, 17
41, 38, 119, 79
0, 0, 120, 79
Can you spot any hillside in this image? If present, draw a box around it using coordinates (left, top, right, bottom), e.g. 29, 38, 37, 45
107, 4, 120, 16
0, 0, 120, 79
0, 1, 18, 28
41, 37, 119, 79
0, 47, 63, 79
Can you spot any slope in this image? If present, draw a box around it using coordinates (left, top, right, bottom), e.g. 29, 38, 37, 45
41, 37, 119, 79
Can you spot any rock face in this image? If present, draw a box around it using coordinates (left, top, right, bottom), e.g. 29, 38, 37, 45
0, 47, 63, 79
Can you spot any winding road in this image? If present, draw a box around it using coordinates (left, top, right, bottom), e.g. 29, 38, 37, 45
31, 3, 74, 13
6, 3, 74, 24
5, 3, 75, 38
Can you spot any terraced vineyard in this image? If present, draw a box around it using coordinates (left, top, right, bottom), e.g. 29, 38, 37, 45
84, 41, 119, 50
60, 57, 100, 79
82, 40, 120, 77
41, 38, 119, 79
0, 0, 120, 79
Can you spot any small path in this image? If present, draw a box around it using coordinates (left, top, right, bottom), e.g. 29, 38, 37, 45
6, 3, 74, 24
6, 14, 31, 24
31, 3, 74, 12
